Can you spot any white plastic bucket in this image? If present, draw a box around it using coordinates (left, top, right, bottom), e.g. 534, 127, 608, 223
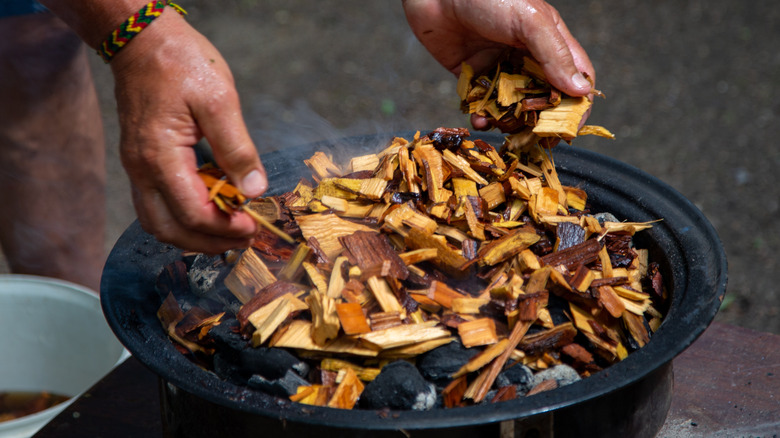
0, 275, 128, 438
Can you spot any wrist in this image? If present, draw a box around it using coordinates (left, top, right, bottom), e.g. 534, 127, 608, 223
96, 1, 186, 63
39, 0, 154, 49
108, 8, 185, 81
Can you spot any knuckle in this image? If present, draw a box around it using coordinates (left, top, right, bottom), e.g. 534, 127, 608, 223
201, 83, 239, 117
221, 143, 256, 165
176, 209, 207, 230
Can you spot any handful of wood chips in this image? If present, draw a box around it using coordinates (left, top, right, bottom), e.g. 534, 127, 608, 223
157, 128, 664, 410
457, 56, 614, 143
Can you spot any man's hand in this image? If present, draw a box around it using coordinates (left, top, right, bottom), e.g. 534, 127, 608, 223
403, 0, 595, 130
110, 10, 267, 253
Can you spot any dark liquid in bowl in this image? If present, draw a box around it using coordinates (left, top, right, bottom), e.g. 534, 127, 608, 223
0, 391, 71, 423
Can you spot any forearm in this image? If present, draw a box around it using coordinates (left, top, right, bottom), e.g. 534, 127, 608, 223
38, 0, 152, 48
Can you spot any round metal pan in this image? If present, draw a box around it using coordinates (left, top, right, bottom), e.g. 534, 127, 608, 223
101, 132, 727, 437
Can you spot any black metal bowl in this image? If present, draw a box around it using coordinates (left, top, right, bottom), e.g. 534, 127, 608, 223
101, 132, 727, 437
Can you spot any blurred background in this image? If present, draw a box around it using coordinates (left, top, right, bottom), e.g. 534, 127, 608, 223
2, 0, 777, 333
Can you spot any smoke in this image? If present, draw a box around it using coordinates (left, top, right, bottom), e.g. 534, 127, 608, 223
246, 96, 421, 163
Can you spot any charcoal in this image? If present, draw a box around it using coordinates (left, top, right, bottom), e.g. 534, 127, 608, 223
547, 293, 572, 326
188, 254, 229, 299
532, 364, 581, 388
195, 296, 227, 315
208, 318, 246, 361
416, 340, 478, 385
212, 352, 247, 386
496, 363, 535, 395
592, 212, 619, 225
247, 370, 310, 397
360, 361, 436, 411
220, 295, 243, 316
198, 282, 243, 315
180, 251, 198, 267
239, 347, 309, 380
390, 191, 423, 205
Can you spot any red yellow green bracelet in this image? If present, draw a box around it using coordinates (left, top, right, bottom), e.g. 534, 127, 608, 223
97, 0, 187, 63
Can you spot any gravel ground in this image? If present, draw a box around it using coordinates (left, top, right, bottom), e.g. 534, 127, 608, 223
2, 0, 778, 334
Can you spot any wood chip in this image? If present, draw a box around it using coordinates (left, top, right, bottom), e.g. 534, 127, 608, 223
335, 302, 371, 335
321, 358, 381, 382
452, 338, 511, 379
223, 248, 277, 304
327, 367, 364, 409
270, 320, 378, 357
304, 151, 342, 182
296, 213, 376, 260
306, 289, 341, 345
249, 293, 308, 347
366, 276, 405, 316
532, 97, 592, 138
458, 317, 499, 348
358, 321, 450, 350
340, 231, 409, 281
477, 228, 540, 266
405, 228, 469, 274
526, 379, 558, 396
467, 320, 532, 403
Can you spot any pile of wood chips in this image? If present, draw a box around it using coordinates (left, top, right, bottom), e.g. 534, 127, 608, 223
157, 126, 665, 411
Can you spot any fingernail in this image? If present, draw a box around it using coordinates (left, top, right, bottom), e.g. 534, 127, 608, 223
572, 72, 591, 91
241, 169, 267, 197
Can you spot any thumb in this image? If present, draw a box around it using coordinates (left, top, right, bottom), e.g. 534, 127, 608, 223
523, 8, 594, 97
196, 92, 268, 199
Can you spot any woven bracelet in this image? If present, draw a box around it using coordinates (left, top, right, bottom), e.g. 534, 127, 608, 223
97, 0, 187, 63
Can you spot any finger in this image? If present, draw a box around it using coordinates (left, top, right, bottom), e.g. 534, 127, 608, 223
132, 181, 254, 254
518, 4, 592, 97
553, 15, 596, 89
470, 113, 491, 130
123, 139, 258, 243
193, 76, 268, 199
